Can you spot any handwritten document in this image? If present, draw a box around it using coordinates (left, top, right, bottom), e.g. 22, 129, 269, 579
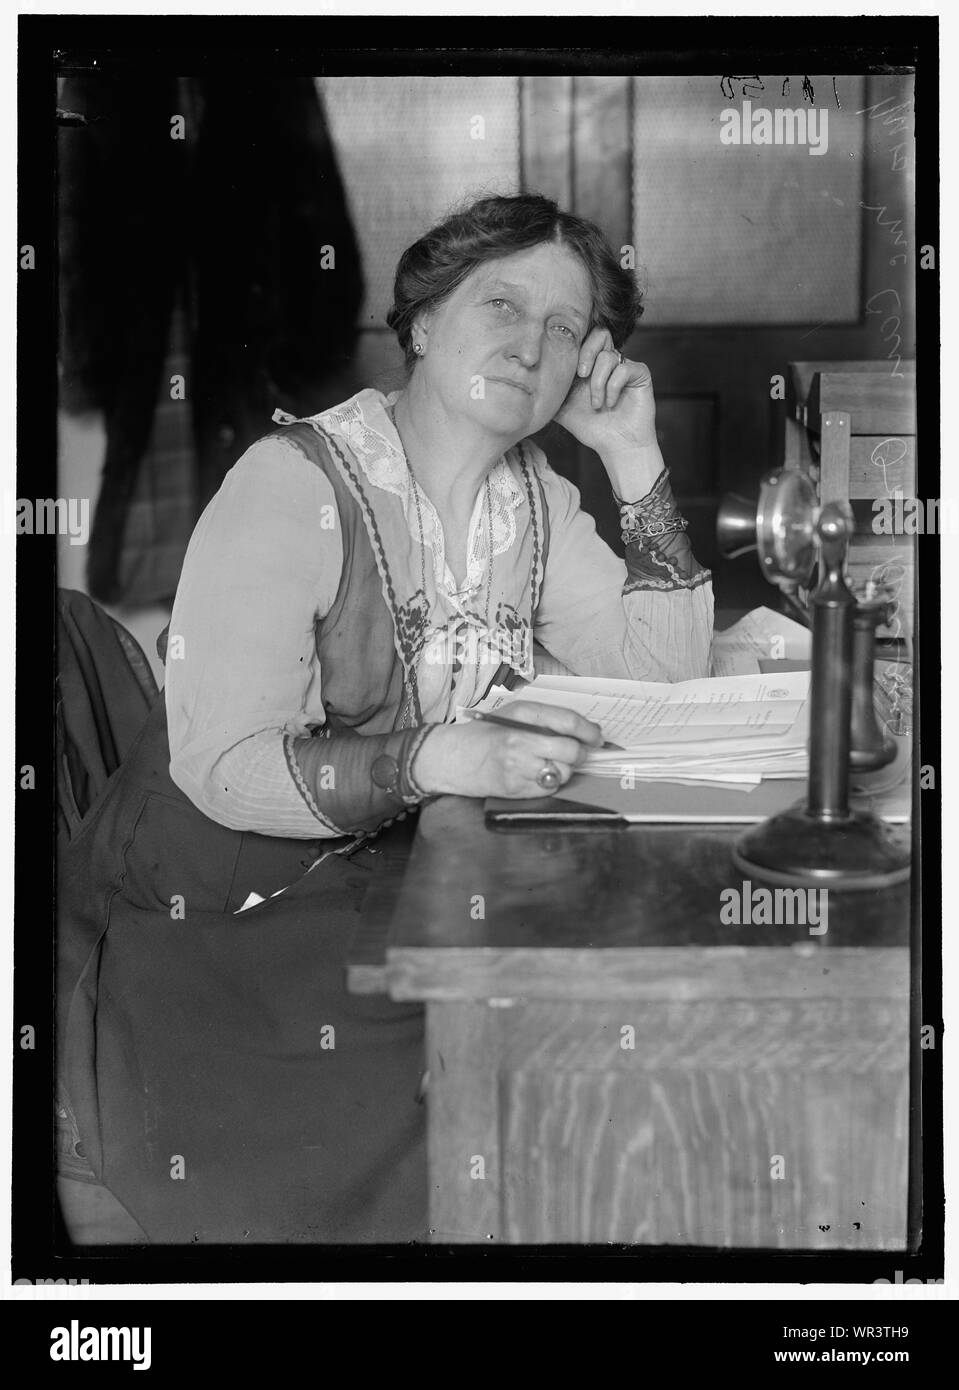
467, 669, 811, 788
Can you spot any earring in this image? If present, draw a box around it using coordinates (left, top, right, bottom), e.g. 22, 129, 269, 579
412, 342, 424, 356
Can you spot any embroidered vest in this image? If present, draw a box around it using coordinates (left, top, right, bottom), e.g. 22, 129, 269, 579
265, 416, 551, 735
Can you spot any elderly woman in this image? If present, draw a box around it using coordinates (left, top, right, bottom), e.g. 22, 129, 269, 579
57, 194, 712, 1246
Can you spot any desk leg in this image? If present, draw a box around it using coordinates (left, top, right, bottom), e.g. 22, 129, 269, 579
426, 1001, 504, 1244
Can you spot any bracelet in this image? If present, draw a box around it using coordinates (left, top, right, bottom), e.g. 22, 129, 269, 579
615, 473, 688, 549
369, 725, 437, 806
619, 513, 689, 548
401, 724, 437, 802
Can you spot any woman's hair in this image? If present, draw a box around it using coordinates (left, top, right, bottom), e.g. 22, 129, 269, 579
386, 192, 644, 372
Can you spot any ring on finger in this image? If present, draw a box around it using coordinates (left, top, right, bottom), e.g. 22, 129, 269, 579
536, 760, 562, 791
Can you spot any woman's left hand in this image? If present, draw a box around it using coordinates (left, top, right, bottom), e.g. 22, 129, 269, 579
553, 326, 658, 461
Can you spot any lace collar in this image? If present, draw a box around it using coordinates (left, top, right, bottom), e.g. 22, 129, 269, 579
317, 389, 526, 601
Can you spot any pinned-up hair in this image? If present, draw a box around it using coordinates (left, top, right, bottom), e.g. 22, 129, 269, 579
386, 192, 644, 372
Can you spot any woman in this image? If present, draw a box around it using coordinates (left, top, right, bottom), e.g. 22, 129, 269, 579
57, 193, 712, 1246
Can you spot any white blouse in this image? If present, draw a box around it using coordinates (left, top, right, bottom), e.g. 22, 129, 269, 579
165, 389, 714, 837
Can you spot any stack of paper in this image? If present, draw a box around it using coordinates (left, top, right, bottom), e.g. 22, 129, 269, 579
709, 606, 811, 677
465, 669, 811, 790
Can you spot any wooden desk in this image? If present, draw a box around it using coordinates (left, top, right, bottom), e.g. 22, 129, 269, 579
353, 798, 911, 1248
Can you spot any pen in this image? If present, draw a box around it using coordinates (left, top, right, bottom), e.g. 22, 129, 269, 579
465, 708, 623, 751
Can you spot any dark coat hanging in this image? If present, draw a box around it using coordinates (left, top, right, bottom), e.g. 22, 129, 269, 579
58, 70, 365, 605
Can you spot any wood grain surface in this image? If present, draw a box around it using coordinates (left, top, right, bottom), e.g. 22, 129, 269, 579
384, 799, 909, 998
427, 998, 908, 1247
350, 796, 911, 1247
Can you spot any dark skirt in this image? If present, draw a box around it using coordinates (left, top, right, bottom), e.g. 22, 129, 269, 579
57, 699, 427, 1244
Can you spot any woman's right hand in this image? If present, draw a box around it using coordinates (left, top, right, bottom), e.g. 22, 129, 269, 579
412, 702, 603, 799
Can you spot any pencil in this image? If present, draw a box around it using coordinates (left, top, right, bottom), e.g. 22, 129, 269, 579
465, 708, 623, 751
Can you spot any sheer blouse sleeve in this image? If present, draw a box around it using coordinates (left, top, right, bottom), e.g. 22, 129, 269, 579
530, 443, 714, 682
165, 437, 435, 840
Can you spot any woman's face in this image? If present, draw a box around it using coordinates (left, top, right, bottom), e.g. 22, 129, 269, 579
413, 240, 593, 442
